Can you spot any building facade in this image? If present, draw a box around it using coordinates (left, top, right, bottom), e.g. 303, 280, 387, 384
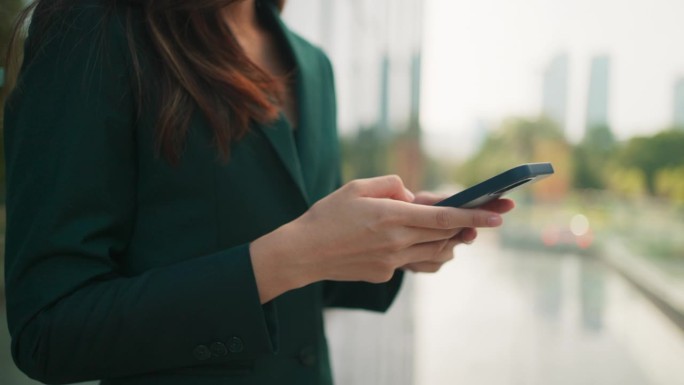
673, 78, 684, 129
283, 0, 423, 135
283, 2, 424, 384
585, 55, 611, 132
542, 53, 569, 133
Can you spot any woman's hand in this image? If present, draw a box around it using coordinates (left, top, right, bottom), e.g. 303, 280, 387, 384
250, 176, 512, 303
400, 191, 515, 273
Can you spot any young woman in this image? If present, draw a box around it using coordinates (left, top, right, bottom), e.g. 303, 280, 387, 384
2, 0, 514, 384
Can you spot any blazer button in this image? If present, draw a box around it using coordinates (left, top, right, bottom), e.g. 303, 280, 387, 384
193, 345, 211, 361
299, 346, 317, 367
210, 342, 228, 357
228, 337, 244, 353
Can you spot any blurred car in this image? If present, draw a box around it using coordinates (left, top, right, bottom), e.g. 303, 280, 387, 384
501, 211, 594, 253
541, 213, 594, 250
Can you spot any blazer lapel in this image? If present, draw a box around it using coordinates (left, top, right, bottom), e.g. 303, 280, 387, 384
256, 4, 318, 205
267, 6, 323, 200
256, 117, 310, 204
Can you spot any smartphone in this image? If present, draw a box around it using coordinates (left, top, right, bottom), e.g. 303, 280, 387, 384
434, 163, 554, 209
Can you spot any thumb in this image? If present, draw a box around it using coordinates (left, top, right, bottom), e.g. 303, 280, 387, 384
347, 175, 415, 202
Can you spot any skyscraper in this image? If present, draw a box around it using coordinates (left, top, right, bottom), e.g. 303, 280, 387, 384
586, 55, 611, 132
673, 78, 684, 129
542, 53, 569, 133
283, 0, 423, 135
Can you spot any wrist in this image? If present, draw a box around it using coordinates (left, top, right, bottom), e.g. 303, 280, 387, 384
249, 222, 319, 303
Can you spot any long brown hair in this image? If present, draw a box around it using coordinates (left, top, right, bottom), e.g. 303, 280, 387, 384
4, 0, 287, 163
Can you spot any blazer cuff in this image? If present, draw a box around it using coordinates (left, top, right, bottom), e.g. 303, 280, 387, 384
322, 269, 404, 312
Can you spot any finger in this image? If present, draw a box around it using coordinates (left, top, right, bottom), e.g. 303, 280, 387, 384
399, 227, 463, 246
396, 237, 457, 266
394, 203, 503, 230
411, 191, 449, 206
479, 198, 515, 214
345, 175, 414, 202
403, 261, 446, 273
458, 227, 478, 244
403, 240, 458, 272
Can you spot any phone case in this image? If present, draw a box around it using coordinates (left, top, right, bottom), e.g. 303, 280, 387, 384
434, 163, 554, 208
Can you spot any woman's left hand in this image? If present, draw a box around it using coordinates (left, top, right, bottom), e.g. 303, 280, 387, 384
401, 192, 515, 273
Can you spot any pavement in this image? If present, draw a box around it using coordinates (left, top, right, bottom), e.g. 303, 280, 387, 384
601, 238, 684, 331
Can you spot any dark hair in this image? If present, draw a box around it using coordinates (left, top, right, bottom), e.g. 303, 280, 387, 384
4, 0, 287, 163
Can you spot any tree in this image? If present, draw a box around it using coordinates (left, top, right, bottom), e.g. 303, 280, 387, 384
572, 124, 617, 190
655, 167, 684, 204
457, 116, 571, 201
458, 117, 565, 181
340, 126, 391, 181
616, 130, 684, 194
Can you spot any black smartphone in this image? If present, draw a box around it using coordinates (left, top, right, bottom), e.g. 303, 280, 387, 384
434, 163, 554, 209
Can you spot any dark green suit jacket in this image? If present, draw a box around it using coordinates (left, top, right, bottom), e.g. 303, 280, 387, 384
3, 2, 402, 384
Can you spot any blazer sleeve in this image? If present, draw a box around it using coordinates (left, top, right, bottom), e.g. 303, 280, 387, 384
3, 4, 277, 384
315, 50, 405, 312
322, 272, 404, 312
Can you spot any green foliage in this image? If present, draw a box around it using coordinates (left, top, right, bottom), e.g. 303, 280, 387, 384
655, 166, 684, 204
333, 109, 684, 215
457, 116, 566, 186
451, 116, 684, 206
584, 124, 617, 152
607, 168, 647, 198
422, 156, 453, 191
573, 124, 617, 190
455, 117, 570, 192
340, 126, 391, 182
573, 145, 603, 189
616, 130, 684, 194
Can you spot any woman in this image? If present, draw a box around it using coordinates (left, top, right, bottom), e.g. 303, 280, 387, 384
2, 0, 514, 384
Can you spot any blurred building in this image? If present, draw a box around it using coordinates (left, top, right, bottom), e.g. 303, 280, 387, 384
585, 55, 611, 132
283, 2, 424, 385
674, 78, 684, 129
542, 53, 569, 133
283, 0, 423, 135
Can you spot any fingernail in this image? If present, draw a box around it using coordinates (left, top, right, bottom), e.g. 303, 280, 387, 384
487, 215, 502, 226
464, 239, 474, 245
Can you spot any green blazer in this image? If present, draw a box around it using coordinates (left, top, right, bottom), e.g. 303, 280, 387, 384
3, 2, 403, 384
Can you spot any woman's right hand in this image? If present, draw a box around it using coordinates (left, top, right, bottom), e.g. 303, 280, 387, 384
249, 175, 504, 303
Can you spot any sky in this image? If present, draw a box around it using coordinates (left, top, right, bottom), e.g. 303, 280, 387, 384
421, 0, 684, 158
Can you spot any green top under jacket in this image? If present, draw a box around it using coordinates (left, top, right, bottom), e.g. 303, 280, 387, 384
3, 2, 403, 384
